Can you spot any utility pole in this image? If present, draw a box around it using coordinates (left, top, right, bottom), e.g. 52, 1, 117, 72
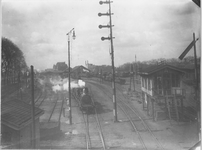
135, 55, 138, 84
190, 0, 200, 139
31, 65, 36, 148
129, 64, 134, 92
193, 33, 200, 140
178, 33, 200, 140
98, 0, 118, 122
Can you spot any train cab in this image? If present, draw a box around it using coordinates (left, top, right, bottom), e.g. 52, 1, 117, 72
80, 87, 94, 114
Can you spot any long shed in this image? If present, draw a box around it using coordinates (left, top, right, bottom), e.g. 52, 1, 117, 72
1, 100, 44, 149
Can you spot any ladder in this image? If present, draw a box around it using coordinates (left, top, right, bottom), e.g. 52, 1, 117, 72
166, 95, 179, 122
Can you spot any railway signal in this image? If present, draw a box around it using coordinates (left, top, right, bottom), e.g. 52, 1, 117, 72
192, 0, 200, 7
191, 0, 201, 140
101, 37, 110, 41
178, 33, 200, 140
98, 12, 113, 16
99, 24, 111, 29
98, 0, 118, 122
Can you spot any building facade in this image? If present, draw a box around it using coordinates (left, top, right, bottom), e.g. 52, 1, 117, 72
139, 64, 187, 121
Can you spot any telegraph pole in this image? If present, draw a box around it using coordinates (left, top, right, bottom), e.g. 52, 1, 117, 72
135, 55, 138, 84
98, 0, 118, 122
31, 65, 36, 148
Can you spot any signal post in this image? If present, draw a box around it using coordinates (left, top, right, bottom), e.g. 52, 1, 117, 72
98, 0, 118, 122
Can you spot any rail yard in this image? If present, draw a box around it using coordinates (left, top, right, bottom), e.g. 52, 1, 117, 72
2, 73, 198, 150
2, 1, 201, 149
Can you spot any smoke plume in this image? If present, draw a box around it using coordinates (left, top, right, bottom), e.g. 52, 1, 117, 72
37, 75, 86, 93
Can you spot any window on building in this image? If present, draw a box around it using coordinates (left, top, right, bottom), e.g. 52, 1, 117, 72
148, 78, 151, 90
172, 73, 180, 87
145, 78, 147, 89
142, 77, 144, 87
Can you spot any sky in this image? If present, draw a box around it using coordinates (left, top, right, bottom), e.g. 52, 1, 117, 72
2, 0, 201, 70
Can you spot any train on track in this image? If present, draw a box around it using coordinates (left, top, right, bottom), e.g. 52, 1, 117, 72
73, 86, 94, 114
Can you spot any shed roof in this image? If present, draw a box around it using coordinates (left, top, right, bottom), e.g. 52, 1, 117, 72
72, 65, 90, 73
1, 100, 44, 130
139, 64, 185, 76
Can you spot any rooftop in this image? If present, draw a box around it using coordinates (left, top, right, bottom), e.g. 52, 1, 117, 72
1, 100, 44, 130
139, 64, 186, 76
72, 65, 90, 72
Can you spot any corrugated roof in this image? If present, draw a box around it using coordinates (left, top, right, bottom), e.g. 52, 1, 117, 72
139, 64, 185, 76
1, 100, 44, 130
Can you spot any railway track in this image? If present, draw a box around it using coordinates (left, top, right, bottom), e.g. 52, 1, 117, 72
2, 83, 42, 103
47, 92, 65, 123
35, 91, 47, 107
72, 88, 107, 150
27, 87, 41, 104
87, 80, 164, 150
1, 84, 19, 100
115, 85, 164, 149
117, 98, 164, 150
1, 83, 28, 102
48, 93, 59, 122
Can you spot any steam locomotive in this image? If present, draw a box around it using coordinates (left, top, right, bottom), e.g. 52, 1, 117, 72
75, 87, 94, 114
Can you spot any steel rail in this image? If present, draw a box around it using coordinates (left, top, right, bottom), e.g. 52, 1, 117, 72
118, 95, 164, 149
34, 90, 42, 103
73, 87, 107, 150
58, 93, 65, 123
1, 83, 19, 100
89, 87, 107, 150
93, 109, 106, 150
48, 93, 59, 122
85, 112, 91, 149
88, 80, 163, 150
115, 85, 164, 149
117, 102, 147, 150
115, 83, 164, 149
27, 87, 41, 104
90, 81, 147, 150
37, 92, 47, 107
72, 91, 91, 149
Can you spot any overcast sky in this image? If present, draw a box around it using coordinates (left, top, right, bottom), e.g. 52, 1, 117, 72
2, 0, 201, 70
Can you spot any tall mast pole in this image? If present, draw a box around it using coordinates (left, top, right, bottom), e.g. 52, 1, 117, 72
68, 35, 72, 125
31, 65, 36, 148
193, 33, 200, 140
66, 28, 76, 125
98, 0, 118, 122
108, 0, 118, 122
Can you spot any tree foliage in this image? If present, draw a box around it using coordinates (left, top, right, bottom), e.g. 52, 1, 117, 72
1, 37, 28, 83
116, 57, 200, 73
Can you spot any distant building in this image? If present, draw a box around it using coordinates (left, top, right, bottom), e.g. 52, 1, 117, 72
1, 100, 44, 149
87, 63, 96, 72
45, 68, 55, 72
53, 62, 68, 71
72, 65, 90, 79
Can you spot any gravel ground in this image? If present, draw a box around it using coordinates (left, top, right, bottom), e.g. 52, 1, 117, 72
39, 78, 198, 150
